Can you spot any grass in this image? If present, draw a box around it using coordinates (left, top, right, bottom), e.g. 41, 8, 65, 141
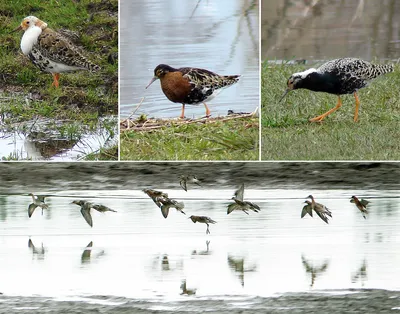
0, 0, 118, 160
120, 117, 259, 161
261, 60, 400, 160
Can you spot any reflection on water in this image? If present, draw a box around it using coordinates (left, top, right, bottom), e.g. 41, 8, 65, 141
0, 189, 400, 310
120, 0, 259, 118
262, 0, 400, 60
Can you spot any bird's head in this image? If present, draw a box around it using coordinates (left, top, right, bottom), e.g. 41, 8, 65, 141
279, 68, 317, 102
145, 64, 176, 89
13, 16, 47, 32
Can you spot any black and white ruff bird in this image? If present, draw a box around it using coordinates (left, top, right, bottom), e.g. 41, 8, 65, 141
281, 58, 393, 122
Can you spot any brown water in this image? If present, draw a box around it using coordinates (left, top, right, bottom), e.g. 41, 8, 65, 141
262, 0, 400, 61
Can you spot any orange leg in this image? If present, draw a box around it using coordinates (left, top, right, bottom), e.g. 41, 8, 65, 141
353, 92, 360, 122
203, 103, 211, 117
309, 96, 342, 122
180, 104, 185, 119
51, 73, 60, 88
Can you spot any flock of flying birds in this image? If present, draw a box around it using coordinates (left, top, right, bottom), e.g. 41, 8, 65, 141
27, 175, 370, 232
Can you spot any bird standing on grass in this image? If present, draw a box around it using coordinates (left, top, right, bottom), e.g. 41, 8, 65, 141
146, 64, 240, 118
281, 58, 393, 122
13, 16, 100, 88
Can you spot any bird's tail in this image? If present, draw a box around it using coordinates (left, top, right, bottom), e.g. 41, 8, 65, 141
372, 63, 394, 76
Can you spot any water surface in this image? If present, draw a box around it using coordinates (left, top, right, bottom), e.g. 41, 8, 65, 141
1, 188, 399, 312
120, 0, 259, 119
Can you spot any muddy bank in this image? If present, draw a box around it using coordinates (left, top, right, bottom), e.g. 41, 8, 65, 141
0, 162, 398, 194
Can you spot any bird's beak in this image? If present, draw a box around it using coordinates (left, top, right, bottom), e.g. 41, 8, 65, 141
11, 25, 23, 33
145, 76, 158, 89
279, 89, 290, 102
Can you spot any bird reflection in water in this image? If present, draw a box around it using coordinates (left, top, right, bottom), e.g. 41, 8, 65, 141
161, 254, 170, 271
180, 279, 196, 295
81, 241, 105, 264
227, 255, 257, 287
301, 255, 329, 287
28, 238, 46, 260
352, 259, 367, 286
191, 240, 211, 256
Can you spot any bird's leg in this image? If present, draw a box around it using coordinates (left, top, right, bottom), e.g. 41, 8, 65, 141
353, 92, 360, 122
180, 104, 185, 119
206, 224, 210, 234
51, 73, 60, 88
309, 96, 342, 122
203, 103, 211, 117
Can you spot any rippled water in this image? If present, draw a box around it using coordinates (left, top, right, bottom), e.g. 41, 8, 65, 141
262, 0, 400, 61
1, 188, 399, 312
120, 0, 259, 119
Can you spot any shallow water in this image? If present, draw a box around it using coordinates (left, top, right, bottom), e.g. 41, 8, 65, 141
0, 116, 117, 161
1, 188, 399, 312
262, 0, 400, 61
120, 0, 259, 119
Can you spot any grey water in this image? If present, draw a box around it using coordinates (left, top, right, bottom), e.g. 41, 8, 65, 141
120, 0, 259, 119
1, 188, 400, 312
262, 0, 400, 61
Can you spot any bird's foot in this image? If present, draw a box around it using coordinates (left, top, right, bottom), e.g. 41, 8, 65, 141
309, 115, 325, 123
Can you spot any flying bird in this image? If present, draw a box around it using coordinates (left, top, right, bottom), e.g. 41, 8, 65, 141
227, 183, 260, 215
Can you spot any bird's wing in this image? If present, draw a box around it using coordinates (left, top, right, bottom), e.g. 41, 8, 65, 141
360, 199, 370, 206
234, 184, 245, 201
315, 211, 329, 224
80, 208, 93, 227
180, 179, 188, 192
36, 28, 100, 71
227, 202, 241, 214
248, 201, 260, 211
92, 204, 117, 213
301, 204, 312, 218
37, 195, 47, 202
28, 203, 38, 218
160, 205, 169, 219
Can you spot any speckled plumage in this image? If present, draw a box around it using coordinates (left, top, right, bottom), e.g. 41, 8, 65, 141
146, 64, 240, 118
14, 16, 100, 87
282, 58, 393, 122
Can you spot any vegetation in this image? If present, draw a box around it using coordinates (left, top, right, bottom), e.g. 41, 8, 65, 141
120, 117, 259, 161
261, 61, 400, 160
0, 0, 118, 160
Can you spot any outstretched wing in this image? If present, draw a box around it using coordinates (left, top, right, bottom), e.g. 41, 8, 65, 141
180, 179, 187, 192
234, 184, 245, 201
28, 203, 38, 218
301, 204, 313, 218
80, 208, 93, 227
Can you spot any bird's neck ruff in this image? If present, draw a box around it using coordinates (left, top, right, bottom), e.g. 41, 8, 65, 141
21, 26, 42, 55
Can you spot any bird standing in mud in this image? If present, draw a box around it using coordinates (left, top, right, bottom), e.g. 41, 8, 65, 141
281, 58, 393, 122
28, 193, 49, 218
189, 215, 216, 234
72, 200, 116, 227
179, 175, 201, 192
145, 64, 240, 118
227, 183, 260, 215
350, 196, 369, 219
13, 16, 100, 88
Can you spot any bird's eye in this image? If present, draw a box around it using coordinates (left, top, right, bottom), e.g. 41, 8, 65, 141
26, 21, 30, 24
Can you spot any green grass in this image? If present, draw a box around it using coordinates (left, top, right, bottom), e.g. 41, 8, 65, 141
0, 0, 118, 160
120, 118, 259, 161
261, 61, 400, 160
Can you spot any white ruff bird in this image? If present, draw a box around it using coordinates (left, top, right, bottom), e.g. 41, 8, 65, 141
28, 193, 49, 218
13, 16, 100, 87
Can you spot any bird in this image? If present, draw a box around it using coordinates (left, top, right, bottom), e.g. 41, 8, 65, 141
179, 175, 201, 192
350, 196, 369, 219
145, 64, 240, 118
227, 183, 260, 215
13, 16, 100, 88
72, 200, 116, 227
158, 197, 185, 218
28, 193, 49, 218
280, 58, 394, 122
301, 201, 313, 218
142, 188, 168, 208
189, 215, 216, 234
305, 195, 332, 224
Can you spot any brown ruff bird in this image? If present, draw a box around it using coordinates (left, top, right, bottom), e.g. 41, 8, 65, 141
227, 183, 260, 215
146, 64, 240, 118
72, 200, 116, 227
305, 195, 332, 224
13, 16, 100, 87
